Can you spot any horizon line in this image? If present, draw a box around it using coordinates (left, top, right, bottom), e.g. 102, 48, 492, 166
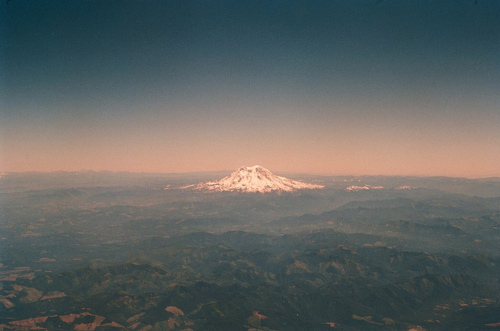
1, 169, 499, 180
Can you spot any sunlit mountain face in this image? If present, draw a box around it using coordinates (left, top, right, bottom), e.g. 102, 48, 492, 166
190, 165, 324, 193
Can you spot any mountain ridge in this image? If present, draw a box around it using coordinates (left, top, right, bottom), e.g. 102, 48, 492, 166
191, 165, 324, 193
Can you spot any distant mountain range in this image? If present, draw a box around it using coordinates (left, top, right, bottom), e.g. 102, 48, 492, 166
187, 165, 324, 193
345, 184, 414, 191
2, 170, 500, 330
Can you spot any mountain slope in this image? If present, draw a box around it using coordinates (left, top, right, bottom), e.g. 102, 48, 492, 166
193, 165, 324, 193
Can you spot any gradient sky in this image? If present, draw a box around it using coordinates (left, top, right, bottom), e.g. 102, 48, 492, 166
1, 0, 499, 177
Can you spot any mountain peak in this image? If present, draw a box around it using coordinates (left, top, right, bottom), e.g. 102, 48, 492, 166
194, 166, 324, 193
237, 165, 267, 172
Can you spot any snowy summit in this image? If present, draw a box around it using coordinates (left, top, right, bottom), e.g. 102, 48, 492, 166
194, 165, 324, 193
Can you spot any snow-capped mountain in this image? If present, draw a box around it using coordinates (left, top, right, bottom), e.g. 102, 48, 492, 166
345, 185, 384, 192
345, 185, 414, 192
396, 186, 413, 190
193, 165, 324, 193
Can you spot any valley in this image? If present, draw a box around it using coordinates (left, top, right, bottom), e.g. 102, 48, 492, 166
1, 171, 499, 330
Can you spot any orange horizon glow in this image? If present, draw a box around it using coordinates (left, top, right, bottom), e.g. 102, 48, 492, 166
2, 110, 499, 178
3, 1, 499, 179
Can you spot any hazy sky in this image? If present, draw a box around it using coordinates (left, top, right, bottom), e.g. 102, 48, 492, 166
2, 0, 499, 177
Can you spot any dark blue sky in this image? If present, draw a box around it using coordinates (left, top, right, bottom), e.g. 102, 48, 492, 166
2, 0, 499, 176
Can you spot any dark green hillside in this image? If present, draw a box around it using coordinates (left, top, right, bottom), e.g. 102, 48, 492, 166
2, 230, 500, 330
